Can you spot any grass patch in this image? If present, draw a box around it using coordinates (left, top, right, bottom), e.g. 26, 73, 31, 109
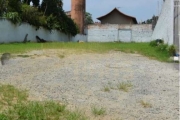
59, 54, 65, 59
17, 55, 30, 58
66, 110, 87, 120
91, 106, 106, 116
0, 85, 28, 108
0, 85, 88, 120
103, 86, 110, 92
0, 42, 171, 62
117, 81, 133, 92
140, 100, 152, 108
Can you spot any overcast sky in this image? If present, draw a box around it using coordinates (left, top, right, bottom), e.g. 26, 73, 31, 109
62, 0, 164, 22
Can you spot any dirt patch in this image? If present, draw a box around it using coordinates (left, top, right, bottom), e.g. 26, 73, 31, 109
0, 50, 179, 120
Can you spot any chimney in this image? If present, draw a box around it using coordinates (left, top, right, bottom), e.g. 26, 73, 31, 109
71, 0, 86, 34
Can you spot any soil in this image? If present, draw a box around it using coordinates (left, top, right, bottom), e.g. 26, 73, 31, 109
0, 49, 179, 120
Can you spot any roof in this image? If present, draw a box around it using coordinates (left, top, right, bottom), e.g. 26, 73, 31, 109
97, 8, 137, 24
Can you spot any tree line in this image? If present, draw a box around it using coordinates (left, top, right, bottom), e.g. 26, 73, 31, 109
0, 0, 79, 36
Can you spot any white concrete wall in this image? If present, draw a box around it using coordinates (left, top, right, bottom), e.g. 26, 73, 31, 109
87, 24, 153, 42
71, 34, 87, 42
0, 19, 152, 43
0, 19, 69, 43
152, 0, 174, 45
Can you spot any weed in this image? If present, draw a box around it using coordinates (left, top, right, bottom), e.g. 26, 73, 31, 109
108, 81, 112, 85
59, 54, 65, 59
66, 110, 87, 120
0, 113, 8, 120
140, 100, 152, 108
10, 101, 66, 120
168, 45, 176, 56
0, 85, 28, 106
156, 44, 168, 52
17, 55, 30, 58
103, 86, 110, 92
150, 39, 164, 47
17, 54, 30, 58
117, 81, 133, 92
91, 106, 106, 116
0, 85, 88, 120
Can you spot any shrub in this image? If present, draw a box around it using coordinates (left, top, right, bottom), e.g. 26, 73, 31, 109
3, 12, 21, 24
1, 1, 79, 37
150, 39, 164, 47
91, 106, 106, 116
117, 81, 133, 92
140, 100, 152, 108
156, 44, 168, 52
21, 4, 43, 28
168, 45, 176, 56
150, 40, 158, 47
150, 39, 177, 57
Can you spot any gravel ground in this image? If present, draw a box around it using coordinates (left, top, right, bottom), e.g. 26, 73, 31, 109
0, 50, 179, 120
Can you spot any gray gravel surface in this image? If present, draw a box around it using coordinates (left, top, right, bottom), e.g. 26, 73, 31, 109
0, 50, 179, 120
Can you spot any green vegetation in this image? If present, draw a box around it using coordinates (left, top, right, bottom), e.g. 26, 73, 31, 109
85, 12, 94, 25
0, 0, 78, 36
0, 85, 88, 120
149, 40, 177, 57
58, 54, 65, 59
103, 86, 110, 92
17, 55, 30, 58
91, 106, 106, 116
0, 42, 172, 62
117, 81, 133, 92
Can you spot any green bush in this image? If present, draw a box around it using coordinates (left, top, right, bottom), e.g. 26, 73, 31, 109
150, 40, 158, 47
21, 4, 43, 28
156, 44, 168, 52
150, 39, 164, 47
3, 12, 21, 24
150, 39, 177, 57
1, 1, 79, 37
168, 45, 176, 56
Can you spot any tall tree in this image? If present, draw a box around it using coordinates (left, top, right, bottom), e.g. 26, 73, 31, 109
23, 0, 40, 7
8, 0, 22, 13
41, 0, 63, 16
140, 15, 158, 24
0, 0, 8, 16
85, 12, 93, 25
40, 0, 78, 36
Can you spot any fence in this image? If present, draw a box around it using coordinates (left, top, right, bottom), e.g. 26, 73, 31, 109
87, 24, 153, 42
0, 19, 88, 43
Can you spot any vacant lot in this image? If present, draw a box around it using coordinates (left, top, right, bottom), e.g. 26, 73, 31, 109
0, 49, 178, 120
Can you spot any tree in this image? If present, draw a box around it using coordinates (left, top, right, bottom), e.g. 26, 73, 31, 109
1, 0, 78, 36
41, 0, 63, 16
0, 0, 8, 16
40, 0, 78, 36
22, 0, 40, 7
85, 12, 93, 25
8, 0, 22, 13
140, 15, 158, 24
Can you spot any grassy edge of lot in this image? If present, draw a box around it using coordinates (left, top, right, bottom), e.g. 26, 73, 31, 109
0, 42, 170, 62
0, 84, 88, 120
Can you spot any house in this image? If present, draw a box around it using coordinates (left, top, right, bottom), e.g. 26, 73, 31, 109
97, 8, 137, 24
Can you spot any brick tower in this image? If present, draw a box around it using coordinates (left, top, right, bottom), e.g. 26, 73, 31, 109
71, 0, 86, 34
